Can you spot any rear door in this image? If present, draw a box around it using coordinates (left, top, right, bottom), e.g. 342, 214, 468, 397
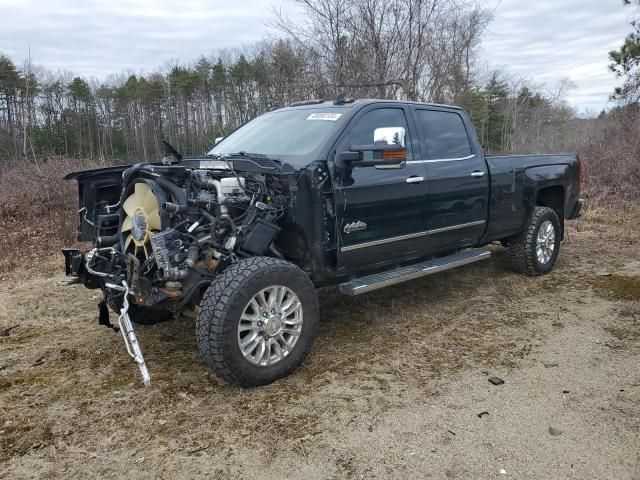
410, 107, 489, 251
334, 105, 429, 271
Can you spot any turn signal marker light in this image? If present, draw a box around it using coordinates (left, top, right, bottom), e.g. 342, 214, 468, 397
381, 150, 407, 160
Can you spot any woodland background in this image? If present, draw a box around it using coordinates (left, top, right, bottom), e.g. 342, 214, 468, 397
0, 0, 638, 273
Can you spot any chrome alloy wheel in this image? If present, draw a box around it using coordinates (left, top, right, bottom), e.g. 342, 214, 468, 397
536, 220, 556, 265
237, 286, 303, 366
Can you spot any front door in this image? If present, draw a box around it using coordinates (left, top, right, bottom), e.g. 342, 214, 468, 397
410, 107, 489, 251
334, 106, 429, 271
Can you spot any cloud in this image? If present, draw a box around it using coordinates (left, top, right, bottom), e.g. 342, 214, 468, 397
0, 0, 274, 77
0, 0, 635, 112
481, 0, 634, 112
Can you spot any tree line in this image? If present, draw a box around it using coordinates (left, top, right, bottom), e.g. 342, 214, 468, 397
0, 39, 321, 162
0, 0, 637, 165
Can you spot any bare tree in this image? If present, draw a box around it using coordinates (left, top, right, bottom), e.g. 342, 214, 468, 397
273, 0, 491, 101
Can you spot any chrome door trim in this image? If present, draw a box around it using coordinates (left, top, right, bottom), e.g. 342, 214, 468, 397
341, 230, 431, 252
427, 220, 486, 235
340, 220, 486, 252
408, 154, 475, 164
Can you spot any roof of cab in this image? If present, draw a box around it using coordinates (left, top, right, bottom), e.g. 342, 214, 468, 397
278, 98, 464, 112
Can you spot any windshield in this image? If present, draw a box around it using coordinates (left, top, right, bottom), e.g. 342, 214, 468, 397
208, 108, 349, 167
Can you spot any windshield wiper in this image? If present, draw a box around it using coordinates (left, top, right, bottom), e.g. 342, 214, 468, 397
216, 151, 268, 159
215, 152, 282, 173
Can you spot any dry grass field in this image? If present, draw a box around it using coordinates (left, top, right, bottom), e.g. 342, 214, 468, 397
1, 203, 639, 479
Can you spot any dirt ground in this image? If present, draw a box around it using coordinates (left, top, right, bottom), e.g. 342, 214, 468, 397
1, 204, 639, 480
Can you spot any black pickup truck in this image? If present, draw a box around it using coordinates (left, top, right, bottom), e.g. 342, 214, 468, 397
62, 98, 584, 387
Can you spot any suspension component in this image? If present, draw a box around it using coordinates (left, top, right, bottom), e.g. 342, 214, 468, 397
107, 280, 151, 387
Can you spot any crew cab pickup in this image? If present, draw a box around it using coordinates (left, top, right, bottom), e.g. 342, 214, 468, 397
62, 98, 584, 387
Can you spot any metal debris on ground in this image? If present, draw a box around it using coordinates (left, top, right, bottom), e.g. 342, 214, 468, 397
544, 363, 559, 368
488, 376, 504, 385
1, 325, 18, 336
548, 426, 563, 436
477, 411, 490, 418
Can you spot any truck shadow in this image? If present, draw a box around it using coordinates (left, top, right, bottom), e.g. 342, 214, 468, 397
317, 245, 513, 326
147, 246, 531, 388
295, 246, 534, 379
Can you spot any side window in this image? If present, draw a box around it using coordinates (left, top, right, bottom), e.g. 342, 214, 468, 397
340, 108, 412, 160
414, 110, 472, 160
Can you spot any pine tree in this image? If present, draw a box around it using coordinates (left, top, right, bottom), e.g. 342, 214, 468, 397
609, 0, 640, 103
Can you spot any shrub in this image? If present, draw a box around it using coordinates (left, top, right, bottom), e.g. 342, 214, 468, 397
0, 157, 114, 274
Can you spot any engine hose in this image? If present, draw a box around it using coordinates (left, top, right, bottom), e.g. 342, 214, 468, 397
219, 214, 236, 233
96, 234, 119, 247
122, 162, 148, 186
162, 268, 188, 281
162, 201, 189, 214
174, 280, 212, 312
122, 168, 188, 210
269, 243, 285, 259
206, 179, 223, 203
154, 176, 188, 208
199, 210, 217, 243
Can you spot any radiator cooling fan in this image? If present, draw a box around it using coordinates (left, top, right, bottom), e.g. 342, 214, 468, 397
121, 182, 162, 259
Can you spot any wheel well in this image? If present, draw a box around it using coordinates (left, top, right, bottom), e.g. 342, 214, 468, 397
273, 227, 312, 271
536, 185, 565, 238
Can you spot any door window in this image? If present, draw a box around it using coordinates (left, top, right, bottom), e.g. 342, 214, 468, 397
414, 110, 472, 160
340, 108, 413, 161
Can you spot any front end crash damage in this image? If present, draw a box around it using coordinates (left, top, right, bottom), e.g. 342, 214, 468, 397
61, 154, 296, 385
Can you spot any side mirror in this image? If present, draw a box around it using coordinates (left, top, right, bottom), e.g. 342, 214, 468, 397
373, 126, 406, 147
334, 126, 407, 169
335, 143, 407, 169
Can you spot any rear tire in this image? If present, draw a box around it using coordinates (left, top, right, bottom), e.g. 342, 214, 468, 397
508, 206, 561, 276
196, 257, 319, 387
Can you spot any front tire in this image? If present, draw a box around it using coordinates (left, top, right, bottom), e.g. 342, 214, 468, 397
196, 257, 319, 387
508, 206, 561, 276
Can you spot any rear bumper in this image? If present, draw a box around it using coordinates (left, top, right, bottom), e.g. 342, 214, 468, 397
567, 198, 584, 220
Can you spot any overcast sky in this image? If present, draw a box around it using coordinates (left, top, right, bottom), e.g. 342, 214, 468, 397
0, 0, 634, 113
482, 0, 633, 113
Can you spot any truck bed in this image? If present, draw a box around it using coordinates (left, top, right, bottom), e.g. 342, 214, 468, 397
482, 153, 581, 243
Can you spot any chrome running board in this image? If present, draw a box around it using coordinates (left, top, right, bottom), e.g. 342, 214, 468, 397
339, 248, 491, 296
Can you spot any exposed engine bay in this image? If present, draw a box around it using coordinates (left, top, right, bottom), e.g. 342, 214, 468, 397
72, 154, 293, 318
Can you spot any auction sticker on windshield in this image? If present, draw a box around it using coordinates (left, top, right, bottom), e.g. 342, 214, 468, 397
307, 113, 343, 121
